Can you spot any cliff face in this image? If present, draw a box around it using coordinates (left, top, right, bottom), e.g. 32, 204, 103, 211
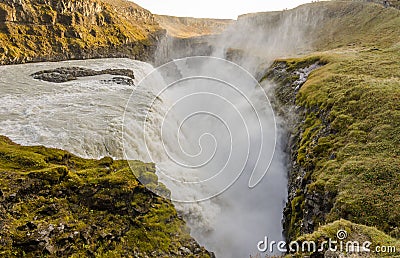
154, 34, 217, 66
0, 0, 164, 64
152, 15, 232, 65
264, 58, 333, 241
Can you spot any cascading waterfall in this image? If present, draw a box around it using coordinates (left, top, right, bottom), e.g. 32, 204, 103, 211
122, 56, 286, 257
145, 5, 327, 257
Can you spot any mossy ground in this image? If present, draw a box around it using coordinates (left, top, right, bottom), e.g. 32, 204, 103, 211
266, 31, 400, 258
287, 219, 400, 257
0, 136, 211, 257
261, 3, 400, 256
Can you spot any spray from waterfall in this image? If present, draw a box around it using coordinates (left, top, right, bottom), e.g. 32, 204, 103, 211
146, 4, 326, 257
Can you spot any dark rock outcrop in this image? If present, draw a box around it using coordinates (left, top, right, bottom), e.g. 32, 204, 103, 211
31, 66, 135, 83
263, 59, 330, 242
101, 76, 134, 85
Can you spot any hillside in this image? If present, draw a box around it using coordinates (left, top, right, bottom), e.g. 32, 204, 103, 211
0, 136, 212, 257
0, 0, 163, 64
155, 15, 232, 38
235, 1, 400, 52
259, 1, 400, 256
335, 0, 400, 10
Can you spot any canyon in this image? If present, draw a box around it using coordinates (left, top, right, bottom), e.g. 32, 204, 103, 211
0, 0, 399, 257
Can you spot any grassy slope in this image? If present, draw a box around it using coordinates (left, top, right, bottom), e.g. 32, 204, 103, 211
294, 219, 400, 257
0, 136, 211, 257
310, 1, 400, 50
264, 1, 400, 256
297, 46, 400, 230
280, 46, 400, 255
155, 15, 232, 38
333, 0, 400, 10
0, 0, 161, 64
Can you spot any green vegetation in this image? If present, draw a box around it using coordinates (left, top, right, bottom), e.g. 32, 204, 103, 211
287, 219, 400, 257
309, 1, 400, 51
264, 9, 399, 258
297, 45, 399, 234
333, 0, 400, 10
263, 2, 400, 256
0, 136, 211, 257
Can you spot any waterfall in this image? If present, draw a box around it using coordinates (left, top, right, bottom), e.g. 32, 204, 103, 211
121, 56, 286, 256
146, 5, 327, 257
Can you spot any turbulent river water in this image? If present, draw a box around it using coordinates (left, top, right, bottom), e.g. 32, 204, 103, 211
0, 57, 287, 257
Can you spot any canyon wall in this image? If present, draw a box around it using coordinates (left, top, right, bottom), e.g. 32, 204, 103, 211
0, 0, 164, 64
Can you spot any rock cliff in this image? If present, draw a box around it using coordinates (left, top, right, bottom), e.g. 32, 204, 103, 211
0, 0, 164, 64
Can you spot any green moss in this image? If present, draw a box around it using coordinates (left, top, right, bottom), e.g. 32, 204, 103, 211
28, 166, 68, 184
292, 219, 400, 257
271, 43, 400, 242
287, 195, 306, 240
0, 136, 211, 257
